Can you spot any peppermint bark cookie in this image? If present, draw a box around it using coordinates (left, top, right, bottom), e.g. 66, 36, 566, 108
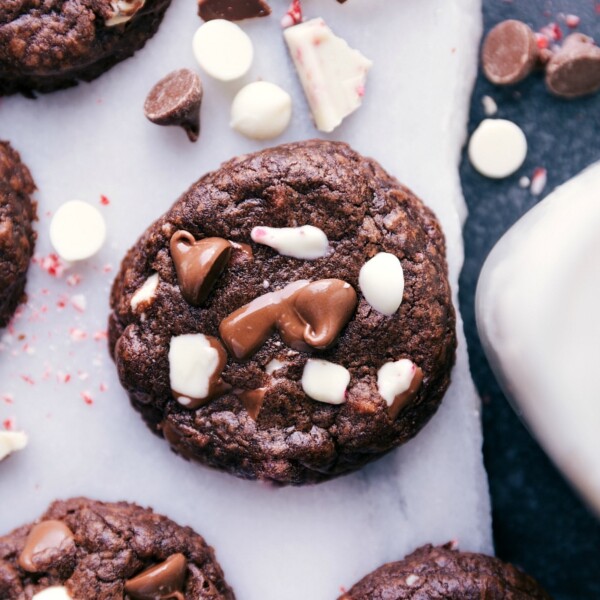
109, 140, 456, 485
0, 141, 36, 328
339, 543, 551, 599
0, 498, 234, 599
0, 0, 172, 96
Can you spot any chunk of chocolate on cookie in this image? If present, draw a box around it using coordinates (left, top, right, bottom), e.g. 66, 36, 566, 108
199, 0, 271, 21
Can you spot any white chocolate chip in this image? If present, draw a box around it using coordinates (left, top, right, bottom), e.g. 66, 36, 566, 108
284, 18, 372, 133
130, 273, 159, 312
301, 359, 350, 405
265, 358, 286, 375
192, 20, 253, 81
405, 574, 420, 587
0, 430, 28, 462
32, 587, 73, 600
105, 0, 145, 26
481, 95, 498, 116
49, 200, 107, 262
231, 82, 292, 140
359, 253, 404, 316
377, 359, 417, 407
251, 225, 329, 260
169, 334, 220, 402
468, 119, 527, 179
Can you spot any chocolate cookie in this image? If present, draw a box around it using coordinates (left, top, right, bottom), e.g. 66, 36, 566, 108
0, 141, 36, 328
0, 497, 234, 599
0, 0, 172, 96
340, 544, 551, 599
109, 140, 456, 485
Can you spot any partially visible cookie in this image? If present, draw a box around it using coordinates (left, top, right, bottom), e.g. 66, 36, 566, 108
339, 543, 551, 600
0, 0, 172, 96
0, 142, 36, 328
0, 497, 235, 599
109, 140, 456, 485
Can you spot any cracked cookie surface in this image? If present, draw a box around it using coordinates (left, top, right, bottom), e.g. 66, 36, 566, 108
109, 140, 457, 485
0, 0, 171, 96
0, 141, 36, 328
0, 497, 235, 599
339, 543, 552, 599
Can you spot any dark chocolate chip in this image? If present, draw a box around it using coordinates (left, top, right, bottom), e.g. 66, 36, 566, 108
198, 0, 271, 22
545, 34, 600, 99
144, 69, 203, 142
482, 20, 539, 85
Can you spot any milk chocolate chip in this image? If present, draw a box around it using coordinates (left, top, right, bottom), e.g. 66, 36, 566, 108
545, 34, 600, 98
144, 70, 203, 142
125, 553, 187, 600
237, 387, 267, 420
199, 0, 271, 22
482, 20, 539, 85
219, 279, 357, 359
19, 520, 75, 573
170, 231, 232, 306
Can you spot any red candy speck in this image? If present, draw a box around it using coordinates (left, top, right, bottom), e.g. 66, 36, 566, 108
20, 374, 34, 385
282, 0, 302, 28
81, 391, 93, 405
2, 418, 14, 430
100, 195, 110, 206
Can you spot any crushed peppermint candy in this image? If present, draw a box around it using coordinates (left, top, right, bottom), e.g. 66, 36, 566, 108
100, 195, 110, 206
281, 0, 302, 28
564, 14, 581, 28
530, 167, 548, 196
35, 254, 66, 278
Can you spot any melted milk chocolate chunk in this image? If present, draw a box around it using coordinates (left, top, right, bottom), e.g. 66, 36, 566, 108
199, 0, 271, 21
170, 231, 232, 306
125, 553, 187, 600
109, 140, 456, 485
145, 70, 203, 142
482, 20, 539, 85
0, 498, 234, 599
219, 279, 357, 359
18, 521, 75, 573
545, 34, 600, 99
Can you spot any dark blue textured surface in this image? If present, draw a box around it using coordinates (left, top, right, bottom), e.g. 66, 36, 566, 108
459, 1, 600, 598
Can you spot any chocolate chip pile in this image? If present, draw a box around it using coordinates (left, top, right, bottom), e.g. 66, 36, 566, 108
482, 19, 600, 99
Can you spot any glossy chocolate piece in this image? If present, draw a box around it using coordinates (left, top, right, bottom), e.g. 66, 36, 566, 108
144, 69, 203, 142
237, 387, 267, 420
219, 279, 357, 360
125, 553, 187, 600
198, 0, 271, 22
482, 20, 539, 85
545, 34, 600, 99
18, 520, 75, 573
388, 366, 423, 420
170, 231, 232, 307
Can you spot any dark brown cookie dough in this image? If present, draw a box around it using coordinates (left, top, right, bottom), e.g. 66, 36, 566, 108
0, 497, 235, 599
0, 141, 36, 328
0, 0, 172, 97
109, 140, 456, 485
340, 544, 552, 600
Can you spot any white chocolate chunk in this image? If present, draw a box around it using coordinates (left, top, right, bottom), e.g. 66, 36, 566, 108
32, 588, 73, 600
49, 200, 107, 262
169, 334, 220, 402
193, 20, 253, 81
301, 359, 350, 405
468, 119, 527, 179
106, 0, 146, 26
0, 431, 28, 462
359, 253, 404, 316
265, 359, 286, 375
284, 18, 372, 133
231, 82, 292, 140
251, 225, 329, 259
377, 359, 418, 407
130, 273, 159, 311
